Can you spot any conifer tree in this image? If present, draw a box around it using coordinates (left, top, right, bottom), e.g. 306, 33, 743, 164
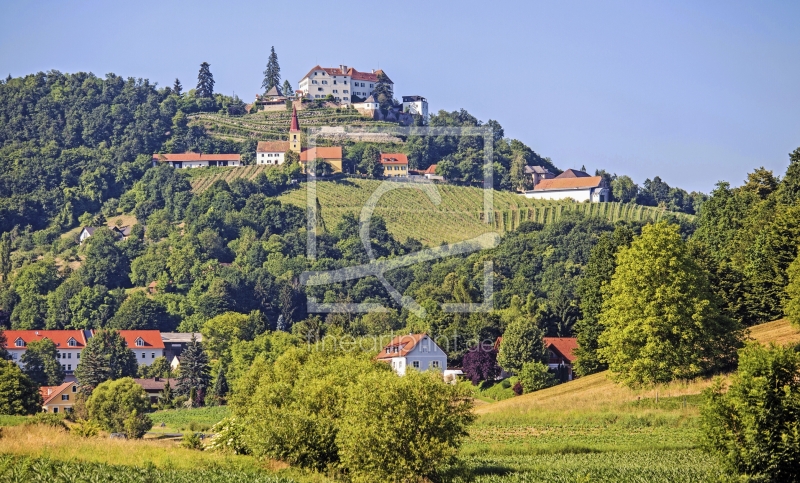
262, 46, 281, 92
282, 79, 294, 97
160, 378, 173, 408
196, 62, 215, 98
20, 339, 64, 386
75, 329, 137, 392
213, 364, 229, 403
176, 335, 210, 407
172, 78, 182, 96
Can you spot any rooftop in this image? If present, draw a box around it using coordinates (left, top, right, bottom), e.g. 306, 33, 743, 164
152, 153, 241, 162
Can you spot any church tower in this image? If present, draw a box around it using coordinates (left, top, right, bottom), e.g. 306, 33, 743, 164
289, 105, 301, 153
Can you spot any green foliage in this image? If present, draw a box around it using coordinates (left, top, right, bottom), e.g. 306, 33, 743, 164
336, 370, 475, 483
80, 228, 129, 289
24, 412, 68, 430
262, 47, 281, 92
207, 417, 249, 454
137, 356, 170, 379
497, 300, 546, 373
196, 62, 215, 99
20, 338, 64, 386
181, 431, 204, 450
74, 329, 137, 391
201, 311, 260, 360
86, 377, 152, 437
598, 223, 743, 386
785, 251, 800, 328
701, 343, 800, 481
0, 360, 42, 415
71, 418, 101, 438
0, 329, 10, 361
517, 362, 557, 393
176, 335, 210, 406
109, 291, 174, 330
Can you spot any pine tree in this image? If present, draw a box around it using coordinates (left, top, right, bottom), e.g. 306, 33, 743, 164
196, 62, 215, 98
75, 329, 137, 392
262, 46, 281, 92
176, 335, 210, 407
282, 79, 294, 97
213, 364, 229, 402
173, 78, 182, 96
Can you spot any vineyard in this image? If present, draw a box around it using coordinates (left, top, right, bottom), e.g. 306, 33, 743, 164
187, 165, 275, 192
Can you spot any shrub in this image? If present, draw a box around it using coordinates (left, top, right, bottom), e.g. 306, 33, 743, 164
86, 377, 152, 438
181, 432, 204, 450
517, 362, 557, 393
124, 410, 152, 439
24, 412, 68, 430
701, 343, 800, 482
71, 419, 101, 438
207, 417, 249, 455
512, 381, 523, 396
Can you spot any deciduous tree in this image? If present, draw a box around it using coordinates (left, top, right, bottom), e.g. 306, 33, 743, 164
462, 345, 499, 385
20, 338, 64, 386
0, 360, 42, 414
86, 377, 152, 437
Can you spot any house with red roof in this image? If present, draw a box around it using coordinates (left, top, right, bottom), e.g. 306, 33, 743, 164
94, 330, 165, 366
522, 168, 609, 202
297, 65, 392, 104
544, 337, 578, 381
151, 153, 241, 169
40, 381, 78, 414
377, 333, 447, 376
380, 153, 409, 177
256, 141, 291, 165
4, 330, 87, 375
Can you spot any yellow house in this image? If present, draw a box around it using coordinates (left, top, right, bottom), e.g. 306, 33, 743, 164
40, 381, 78, 414
380, 153, 409, 177
299, 147, 343, 174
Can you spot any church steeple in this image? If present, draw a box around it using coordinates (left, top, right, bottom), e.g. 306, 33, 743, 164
289, 105, 301, 153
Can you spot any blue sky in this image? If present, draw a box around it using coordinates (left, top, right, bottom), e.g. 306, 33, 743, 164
1, 0, 798, 193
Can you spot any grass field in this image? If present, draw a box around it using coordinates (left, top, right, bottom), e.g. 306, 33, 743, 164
149, 406, 230, 433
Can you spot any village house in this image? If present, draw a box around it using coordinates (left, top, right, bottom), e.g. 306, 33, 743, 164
352, 95, 380, 116
402, 95, 428, 119
281, 106, 343, 174
151, 153, 241, 169
89, 330, 165, 366
4, 330, 88, 375
544, 337, 578, 381
134, 377, 177, 404
380, 153, 409, 177
524, 165, 555, 187
377, 334, 447, 376
522, 168, 609, 202
297, 65, 392, 104
40, 381, 78, 414
256, 141, 290, 165
80, 225, 133, 244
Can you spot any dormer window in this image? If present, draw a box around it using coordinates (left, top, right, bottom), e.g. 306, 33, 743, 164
386, 348, 390, 354
14, 338, 24, 347
135, 338, 145, 347
67, 338, 77, 347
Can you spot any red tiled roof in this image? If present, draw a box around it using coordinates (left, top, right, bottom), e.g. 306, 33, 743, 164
544, 337, 578, 363
534, 176, 603, 191
4, 330, 87, 349
40, 382, 74, 405
134, 378, 177, 392
556, 169, 591, 179
380, 153, 408, 165
299, 146, 342, 162
300, 66, 392, 84
152, 153, 241, 162
92, 330, 164, 349
376, 333, 431, 360
423, 164, 437, 175
257, 141, 290, 152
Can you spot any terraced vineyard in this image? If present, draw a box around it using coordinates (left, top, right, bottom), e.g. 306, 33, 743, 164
187, 165, 274, 192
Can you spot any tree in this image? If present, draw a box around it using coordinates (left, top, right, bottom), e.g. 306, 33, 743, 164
785, 251, 800, 328
462, 345, 499, 385
201, 311, 258, 360
0, 360, 42, 414
0, 232, 11, 281
359, 145, 383, 178
262, 46, 281, 92
497, 312, 546, 373
80, 228, 129, 289
0, 329, 11, 361
281, 79, 294, 97
109, 292, 174, 331
75, 329, 137, 392
373, 71, 394, 110
213, 363, 229, 403
86, 377, 152, 437
137, 356, 170, 379
159, 378, 173, 409
20, 339, 64, 386
598, 223, 743, 386
196, 62, 215, 98
517, 361, 557, 393
701, 343, 800, 481
176, 335, 210, 406
172, 78, 182, 96
612, 175, 638, 203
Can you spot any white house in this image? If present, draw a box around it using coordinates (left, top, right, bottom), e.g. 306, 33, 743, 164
522, 168, 610, 202
352, 95, 380, 115
151, 153, 241, 169
115, 330, 164, 366
79, 227, 96, 243
377, 334, 447, 376
297, 65, 392, 104
402, 95, 428, 119
4, 330, 88, 375
256, 141, 290, 165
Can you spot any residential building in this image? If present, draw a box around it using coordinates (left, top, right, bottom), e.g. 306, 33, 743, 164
380, 153, 409, 177
522, 168, 609, 202
352, 95, 380, 116
80, 225, 134, 244
93, 330, 165, 366
4, 330, 87, 375
524, 165, 555, 187
402, 96, 428, 119
297, 65, 392, 104
299, 147, 343, 173
160, 332, 203, 362
256, 141, 290, 165
40, 382, 78, 414
134, 377, 177, 404
151, 153, 241, 169
377, 334, 447, 376
544, 337, 578, 381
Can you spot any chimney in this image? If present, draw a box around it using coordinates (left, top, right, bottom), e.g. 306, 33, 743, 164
372, 69, 375, 74
154, 377, 160, 382
340, 65, 347, 73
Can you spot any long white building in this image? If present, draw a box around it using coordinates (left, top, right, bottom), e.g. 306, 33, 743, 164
297, 65, 393, 104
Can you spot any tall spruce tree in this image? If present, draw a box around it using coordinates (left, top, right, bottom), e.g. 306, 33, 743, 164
75, 329, 137, 392
213, 363, 229, 403
262, 46, 281, 92
173, 78, 183, 96
176, 335, 210, 407
282, 79, 294, 97
196, 62, 215, 98
20, 339, 64, 386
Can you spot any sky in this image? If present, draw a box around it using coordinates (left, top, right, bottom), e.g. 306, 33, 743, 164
1, 0, 799, 193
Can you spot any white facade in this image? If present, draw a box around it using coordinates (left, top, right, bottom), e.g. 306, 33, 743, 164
297, 66, 390, 105
402, 96, 428, 119
522, 186, 608, 202
257, 151, 285, 165
380, 335, 447, 376
130, 337, 164, 366
167, 160, 241, 169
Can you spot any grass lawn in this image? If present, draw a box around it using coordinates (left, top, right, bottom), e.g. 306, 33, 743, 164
148, 406, 230, 433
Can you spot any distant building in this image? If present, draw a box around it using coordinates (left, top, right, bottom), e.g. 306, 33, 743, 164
256, 141, 290, 165
402, 95, 428, 120
151, 153, 241, 169
160, 332, 203, 362
522, 168, 609, 202
297, 65, 392, 104
524, 165, 555, 187
380, 153, 409, 177
93, 330, 165, 366
254, 85, 289, 112
79, 225, 133, 244
284, 106, 343, 174
377, 334, 447, 376
4, 330, 88, 375
352, 95, 381, 116
544, 337, 578, 381
40, 382, 78, 414
134, 377, 177, 404
79, 227, 96, 243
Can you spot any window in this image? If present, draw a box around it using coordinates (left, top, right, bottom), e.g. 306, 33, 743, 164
369, 83, 373, 88
76, 353, 79, 359
333, 80, 337, 84
318, 88, 323, 92
386, 348, 390, 354
431, 361, 440, 368
57, 352, 61, 359
72, 385, 77, 393
344, 80, 348, 84
135, 338, 145, 347
68, 353, 72, 359
68, 338, 77, 347
61, 364, 66, 371
141, 352, 145, 359
312, 80, 318, 84
53, 407, 58, 414
333, 90, 338, 93
67, 364, 71, 371
15, 339, 24, 347
412, 361, 420, 368
152, 353, 155, 358
322, 80, 328, 84
62, 395, 69, 401
343, 90, 349, 93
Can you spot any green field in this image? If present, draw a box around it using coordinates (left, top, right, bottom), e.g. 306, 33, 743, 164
149, 406, 230, 433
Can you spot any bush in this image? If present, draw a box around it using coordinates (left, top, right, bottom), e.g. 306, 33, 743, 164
24, 412, 68, 430
86, 377, 152, 438
512, 381, 523, 396
701, 343, 800, 482
181, 432, 204, 450
71, 419, 101, 438
124, 410, 152, 439
517, 362, 557, 393
207, 417, 249, 454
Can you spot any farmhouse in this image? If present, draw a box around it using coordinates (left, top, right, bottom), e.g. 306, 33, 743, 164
522, 168, 609, 202
380, 153, 409, 177
377, 333, 447, 376
40, 381, 78, 414
256, 141, 290, 165
134, 377, 177, 404
544, 337, 578, 381
4, 330, 87, 375
297, 65, 392, 104
80, 225, 134, 244
151, 153, 241, 169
